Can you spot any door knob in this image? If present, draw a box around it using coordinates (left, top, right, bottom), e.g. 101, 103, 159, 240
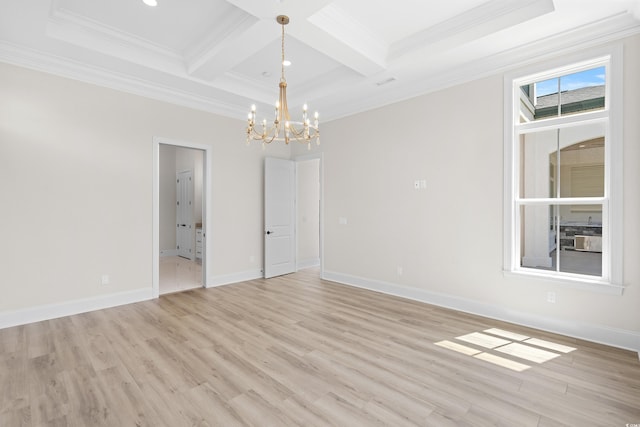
266, 230, 273, 235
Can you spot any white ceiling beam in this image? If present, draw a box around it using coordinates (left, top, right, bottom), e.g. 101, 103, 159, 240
221, 0, 386, 77
223, 0, 334, 20
185, 18, 276, 81
302, 3, 387, 77
389, 0, 556, 61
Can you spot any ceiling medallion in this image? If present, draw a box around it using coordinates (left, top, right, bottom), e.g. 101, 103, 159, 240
246, 15, 320, 150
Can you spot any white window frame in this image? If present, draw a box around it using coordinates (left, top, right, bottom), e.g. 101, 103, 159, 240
503, 45, 624, 294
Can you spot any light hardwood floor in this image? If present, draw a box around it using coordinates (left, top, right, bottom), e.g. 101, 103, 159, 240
1, 268, 639, 426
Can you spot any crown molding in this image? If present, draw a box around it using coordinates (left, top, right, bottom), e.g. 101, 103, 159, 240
0, 41, 245, 120
328, 11, 640, 122
389, 0, 555, 61
46, 7, 184, 74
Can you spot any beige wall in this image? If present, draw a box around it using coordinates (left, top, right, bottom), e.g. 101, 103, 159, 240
159, 144, 177, 252
1, 33, 638, 348
319, 35, 640, 339
0, 61, 289, 313
296, 158, 320, 266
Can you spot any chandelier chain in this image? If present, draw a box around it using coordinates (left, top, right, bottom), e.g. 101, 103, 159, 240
281, 23, 285, 83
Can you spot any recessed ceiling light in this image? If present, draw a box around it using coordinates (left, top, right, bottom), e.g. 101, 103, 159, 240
143, 0, 158, 7
282, 60, 291, 67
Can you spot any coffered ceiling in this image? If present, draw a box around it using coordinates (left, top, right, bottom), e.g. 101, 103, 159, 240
1, 0, 639, 122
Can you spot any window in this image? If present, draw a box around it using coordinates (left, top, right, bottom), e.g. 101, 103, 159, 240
504, 49, 623, 292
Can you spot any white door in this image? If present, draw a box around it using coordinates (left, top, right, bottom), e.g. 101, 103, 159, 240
176, 170, 193, 259
264, 157, 296, 278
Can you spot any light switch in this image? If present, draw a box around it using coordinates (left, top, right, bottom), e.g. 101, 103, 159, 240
339, 217, 348, 225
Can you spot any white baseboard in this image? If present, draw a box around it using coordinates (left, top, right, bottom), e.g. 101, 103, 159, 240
297, 258, 320, 270
206, 269, 264, 288
160, 249, 178, 257
0, 288, 154, 330
322, 270, 640, 354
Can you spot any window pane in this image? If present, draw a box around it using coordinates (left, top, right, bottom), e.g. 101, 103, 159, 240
520, 123, 605, 199
518, 66, 605, 121
520, 129, 558, 198
520, 204, 555, 271
558, 206, 602, 276
557, 122, 605, 198
560, 67, 606, 117
520, 204, 603, 277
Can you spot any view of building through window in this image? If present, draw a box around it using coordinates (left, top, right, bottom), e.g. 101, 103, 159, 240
511, 62, 610, 280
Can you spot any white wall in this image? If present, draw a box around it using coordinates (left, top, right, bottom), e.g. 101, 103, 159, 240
319, 35, 640, 351
0, 61, 289, 317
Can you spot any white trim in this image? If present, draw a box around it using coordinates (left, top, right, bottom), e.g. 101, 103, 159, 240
323, 271, 640, 353
297, 258, 321, 270
503, 44, 624, 290
207, 270, 264, 288
153, 137, 213, 298
0, 288, 152, 330
503, 270, 624, 295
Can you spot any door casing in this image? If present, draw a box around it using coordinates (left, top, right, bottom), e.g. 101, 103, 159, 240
152, 137, 212, 298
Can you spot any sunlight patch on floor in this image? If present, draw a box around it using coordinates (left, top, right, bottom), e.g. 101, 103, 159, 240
473, 352, 530, 372
434, 328, 577, 372
434, 340, 481, 356
456, 332, 511, 349
496, 342, 560, 363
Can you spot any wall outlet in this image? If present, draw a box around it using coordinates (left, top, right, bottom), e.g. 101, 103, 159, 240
397, 266, 403, 276
547, 291, 556, 303
101, 274, 110, 285
339, 217, 348, 225
414, 180, 420, 189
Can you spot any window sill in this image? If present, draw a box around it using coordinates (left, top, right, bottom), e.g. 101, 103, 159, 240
503, 269, 624, 295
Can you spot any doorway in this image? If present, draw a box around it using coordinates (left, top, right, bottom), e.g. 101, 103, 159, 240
263, 154, 322, 279
152, 137, 212, 298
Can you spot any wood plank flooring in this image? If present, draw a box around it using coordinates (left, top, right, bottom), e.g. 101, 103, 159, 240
1, 268, 639, 426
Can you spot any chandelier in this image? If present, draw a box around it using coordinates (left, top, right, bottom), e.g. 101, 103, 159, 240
246, 15, 320, 150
